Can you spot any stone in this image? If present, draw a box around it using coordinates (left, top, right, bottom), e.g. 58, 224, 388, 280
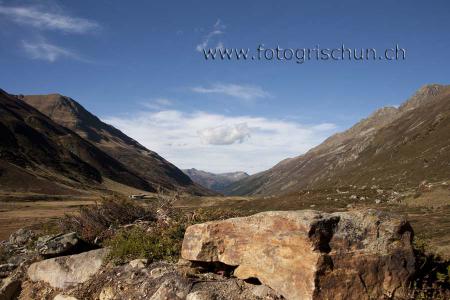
8, 228, 35, 247
0, 263, 17, 278
251, 284, 276, 298
54, 294, 79, 300
129, 258, 147, 269
36, 232, 80, 257
149, 267, 170, 279
149, 278, 191, 300
99, 287, 115, 300
182, 209, 415, 300
27, 248, 109, 289
186, 290, 212, 300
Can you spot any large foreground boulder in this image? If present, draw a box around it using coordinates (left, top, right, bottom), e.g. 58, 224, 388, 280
27, 248, 109, 290
181, 209, 415, 300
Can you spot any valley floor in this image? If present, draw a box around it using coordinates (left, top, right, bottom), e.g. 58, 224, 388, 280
0, 199, 95, 240
0, 183, 448, 258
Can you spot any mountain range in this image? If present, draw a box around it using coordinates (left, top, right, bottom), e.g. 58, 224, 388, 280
1, 84, 448, 198
224, 84, 450, 196
0, 90, 211, 196
182, 168, 249, 193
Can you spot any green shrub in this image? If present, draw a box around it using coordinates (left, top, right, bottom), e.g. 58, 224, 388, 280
105, 223, 185, 265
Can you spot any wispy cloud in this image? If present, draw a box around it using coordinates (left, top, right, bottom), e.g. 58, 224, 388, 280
22, 39, 84, 62
196, 19, 225, 52
103, 109, 338, 174
0, 5, 100, 33
142, 98, 174, 110
192, 83, 270, 101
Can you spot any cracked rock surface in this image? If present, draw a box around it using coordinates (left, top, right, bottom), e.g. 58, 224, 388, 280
182, 209, 415, 300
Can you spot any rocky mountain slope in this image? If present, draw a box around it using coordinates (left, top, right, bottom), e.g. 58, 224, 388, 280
19, 93, 211, 195
0, 89, 155, 195
224, 84, 450, 195
182, 168, 249, 193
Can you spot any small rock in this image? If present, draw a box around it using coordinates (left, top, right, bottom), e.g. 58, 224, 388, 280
28, 248, 109, 289
176, 258, 192, 267
99, 286, 115, 300
149, 267, 170, 279
375, 199, 381, 204
0, 263, 17, 278
149, 279, 191, 300
186, 291, 212, 300
129, 258, 147, 269
36, 232, 80, 257
251, 284, 275, 298
9, 228, 35, 247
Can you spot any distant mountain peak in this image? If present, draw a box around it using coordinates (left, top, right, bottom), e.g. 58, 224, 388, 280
183, 168, 249, 194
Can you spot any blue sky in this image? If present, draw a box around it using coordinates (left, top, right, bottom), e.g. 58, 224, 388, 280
0, 0, 449, 173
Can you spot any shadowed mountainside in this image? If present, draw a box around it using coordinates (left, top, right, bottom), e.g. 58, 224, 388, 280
0, 89, 153, 194
20, 94, 212, 196
225, 84, 450, 195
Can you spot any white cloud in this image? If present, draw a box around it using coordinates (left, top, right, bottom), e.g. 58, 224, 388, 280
0, 5, 100, 33
198, 123, 250, 145
192, 83, 270, 101
103, 109, 338, 174
196, 19, 225, 52
22, 39, 83, 62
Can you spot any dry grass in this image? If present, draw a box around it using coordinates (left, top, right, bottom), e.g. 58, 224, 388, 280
0, 199, 94, 240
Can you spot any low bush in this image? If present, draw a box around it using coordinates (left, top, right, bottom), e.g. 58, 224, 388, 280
59, 196, 156, 242
105, 223, 185, 265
